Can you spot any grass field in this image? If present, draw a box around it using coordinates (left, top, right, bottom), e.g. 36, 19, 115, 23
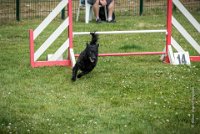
0, 11, 200, 133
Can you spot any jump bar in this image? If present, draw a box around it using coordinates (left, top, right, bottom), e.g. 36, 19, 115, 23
73, 30, 167, 35
75, 52, 166, 57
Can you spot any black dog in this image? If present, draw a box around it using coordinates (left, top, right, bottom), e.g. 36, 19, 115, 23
71, 32, 99, 81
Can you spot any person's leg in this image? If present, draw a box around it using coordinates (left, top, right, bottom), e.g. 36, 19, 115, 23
107, 0, 114, 21
92, 0, 100, 21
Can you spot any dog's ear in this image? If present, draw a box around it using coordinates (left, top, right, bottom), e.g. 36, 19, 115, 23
90, 31, 96, 35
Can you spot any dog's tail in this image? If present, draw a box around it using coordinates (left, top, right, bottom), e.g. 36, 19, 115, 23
90, 32, 98, 45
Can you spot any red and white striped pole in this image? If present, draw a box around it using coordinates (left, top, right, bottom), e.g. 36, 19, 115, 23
29, 29, 35, 68
68, 0, 74, 67
165, 0, 173, 63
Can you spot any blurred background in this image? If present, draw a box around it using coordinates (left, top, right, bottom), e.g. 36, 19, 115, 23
0, 0, 200, 23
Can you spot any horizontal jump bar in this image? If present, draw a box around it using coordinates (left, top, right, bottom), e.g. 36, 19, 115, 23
73, 30, 167, 35
190, 56, 200, 62
75, 52, 166, 57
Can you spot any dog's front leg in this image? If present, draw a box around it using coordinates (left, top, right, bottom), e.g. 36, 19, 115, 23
71, 64, 79, 81
77, 71, 90, 78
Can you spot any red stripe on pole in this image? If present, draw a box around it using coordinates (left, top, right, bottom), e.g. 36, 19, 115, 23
68, 0, 73, 49
29, 29, 35, 68
165, 0, 173, 63
190, 56, 200, 62
75, 52, 166, 57
68, 0, 73, 67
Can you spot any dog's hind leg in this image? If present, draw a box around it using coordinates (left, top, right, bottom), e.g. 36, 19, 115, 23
71, 64, 79, 81
77, 71, 90, 78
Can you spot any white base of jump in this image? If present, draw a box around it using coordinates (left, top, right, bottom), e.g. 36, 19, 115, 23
47, 54, 63, 61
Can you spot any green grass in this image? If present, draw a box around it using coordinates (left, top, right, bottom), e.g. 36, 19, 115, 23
0, 12, 200, 133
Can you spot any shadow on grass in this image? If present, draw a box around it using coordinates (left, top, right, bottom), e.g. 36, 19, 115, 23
119, 44, 143, 50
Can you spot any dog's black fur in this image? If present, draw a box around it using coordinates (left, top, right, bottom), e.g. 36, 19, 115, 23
71, 32, 99, 81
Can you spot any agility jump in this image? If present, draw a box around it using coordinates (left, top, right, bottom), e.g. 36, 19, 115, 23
29, 0, 75, 68
73, 30, 167, 57
29, 0, 200, 68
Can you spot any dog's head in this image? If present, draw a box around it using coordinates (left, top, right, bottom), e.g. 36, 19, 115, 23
86, 43, 99, 63
90, 32, 98, 45
84, 32, 99, 63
